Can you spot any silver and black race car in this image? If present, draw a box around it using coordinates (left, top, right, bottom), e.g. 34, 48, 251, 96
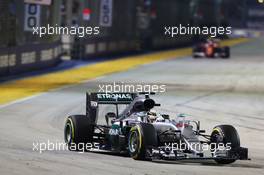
64, 92, 249, 164
193, 39, 230, 59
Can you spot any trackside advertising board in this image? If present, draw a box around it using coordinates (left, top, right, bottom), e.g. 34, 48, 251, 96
24, 0, 52, 6
24, 4, 41, 32
99, 0, 113, 27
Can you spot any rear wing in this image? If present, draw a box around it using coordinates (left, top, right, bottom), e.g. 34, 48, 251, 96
86, 92, 137, 124
89, 92, 137, 104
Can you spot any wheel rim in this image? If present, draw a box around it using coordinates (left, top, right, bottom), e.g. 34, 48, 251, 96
129, 131, 139, 153
211, 131, 225, 154
65, 123, 72, 144
213, 132, 224, 143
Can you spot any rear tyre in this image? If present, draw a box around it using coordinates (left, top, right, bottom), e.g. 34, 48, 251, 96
210, 125, 240, 164
128, 123, 157, 160
64, 115, 94, 151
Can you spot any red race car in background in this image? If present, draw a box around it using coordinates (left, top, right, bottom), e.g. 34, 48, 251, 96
193, 39, 230, 59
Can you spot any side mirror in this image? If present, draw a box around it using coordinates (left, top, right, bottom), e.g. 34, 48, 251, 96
105, 112, 117, 126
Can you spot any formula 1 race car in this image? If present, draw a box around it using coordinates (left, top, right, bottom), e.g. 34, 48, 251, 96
193, 39, 230, 59
64, 92, 249, 164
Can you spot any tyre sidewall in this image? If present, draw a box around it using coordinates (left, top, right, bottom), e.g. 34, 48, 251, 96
211, 125, 240, 164
128, 125, 145, 160
64, 115, 94, 151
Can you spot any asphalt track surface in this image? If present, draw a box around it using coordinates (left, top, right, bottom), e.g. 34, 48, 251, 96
0, 39, 264, 175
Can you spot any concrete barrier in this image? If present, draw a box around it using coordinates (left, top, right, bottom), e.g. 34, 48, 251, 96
0, 42, 61, 77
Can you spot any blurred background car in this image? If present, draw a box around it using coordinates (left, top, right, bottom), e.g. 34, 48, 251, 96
192, 38, 230, 59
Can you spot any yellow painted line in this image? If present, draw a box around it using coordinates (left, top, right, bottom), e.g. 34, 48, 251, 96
0, 38, 249, 105
221, 37, 249, 47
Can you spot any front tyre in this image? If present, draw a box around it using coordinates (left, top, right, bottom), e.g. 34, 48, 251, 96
192, 46, 202, 59
128, 125, 146, 160
210, 125, 240, 164
221, 47, 230, 59
128, 123, 157, 160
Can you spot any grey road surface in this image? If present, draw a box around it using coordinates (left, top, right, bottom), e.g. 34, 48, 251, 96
0, 39, 264, 175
